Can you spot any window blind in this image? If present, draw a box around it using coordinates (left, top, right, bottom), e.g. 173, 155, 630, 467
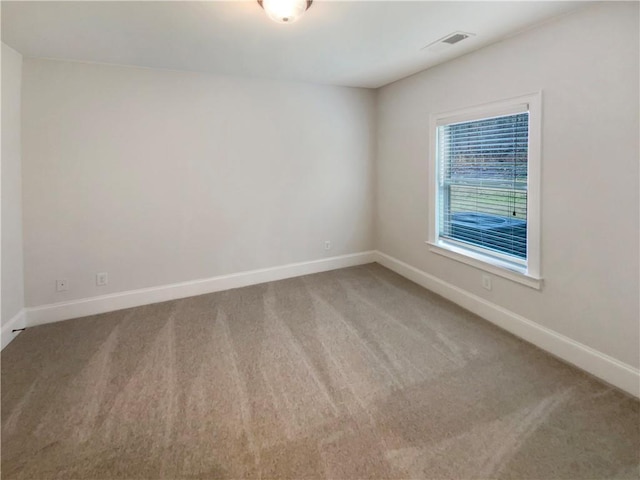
437, 112, 529, 261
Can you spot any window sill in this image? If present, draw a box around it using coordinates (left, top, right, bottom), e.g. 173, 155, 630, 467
426, 241, 543, 290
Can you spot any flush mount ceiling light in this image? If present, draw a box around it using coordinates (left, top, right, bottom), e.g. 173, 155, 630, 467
258, 0, 313, 24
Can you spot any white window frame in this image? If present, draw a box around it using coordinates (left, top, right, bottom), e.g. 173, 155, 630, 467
427, 92, 542, 289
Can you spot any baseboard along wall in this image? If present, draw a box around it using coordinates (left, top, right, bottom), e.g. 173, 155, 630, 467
374, 251, 640, 399
5, 249, 638, 398
25, 251, 377, 328
1, 309, 27, 351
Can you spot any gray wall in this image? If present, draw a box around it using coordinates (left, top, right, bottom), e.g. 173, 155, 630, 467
22, 59, 376, 306
375, 2, 639, 368
1, 43, 24, 325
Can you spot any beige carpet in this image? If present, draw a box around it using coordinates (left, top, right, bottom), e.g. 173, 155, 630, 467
2, 264, 638, 479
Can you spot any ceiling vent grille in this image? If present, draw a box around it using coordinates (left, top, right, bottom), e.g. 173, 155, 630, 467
422, 31, 475, 52
442, 33, 469, 45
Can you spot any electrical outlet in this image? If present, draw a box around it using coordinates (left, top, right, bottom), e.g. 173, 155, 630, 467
324, 240, 331, 250
56, 279, 69, 292
96, 272, 108, 286
481, 274, 492, 291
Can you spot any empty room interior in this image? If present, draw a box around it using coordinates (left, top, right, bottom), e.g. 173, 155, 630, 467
1, 1, 639, 478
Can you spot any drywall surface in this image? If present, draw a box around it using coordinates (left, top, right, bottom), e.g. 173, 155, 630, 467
22, 60, 375, 306
376, 3, 639, 368
1, 43, 24, 325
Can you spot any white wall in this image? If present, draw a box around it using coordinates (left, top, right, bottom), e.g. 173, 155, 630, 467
22, 59, 375, 307
376, 2, 639, 368
1, 43, 25, 326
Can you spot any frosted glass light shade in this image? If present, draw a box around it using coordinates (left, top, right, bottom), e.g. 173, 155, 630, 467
259, 0, 312, 24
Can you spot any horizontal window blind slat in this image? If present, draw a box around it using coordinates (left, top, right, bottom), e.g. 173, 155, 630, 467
439, 226, 527, 245
441, 132, 529, 142
435, 104, 528, 127
443, 182, 528, 190
437, 111, 529, 261
439, 228, 527, 247
440, 235, 527, 260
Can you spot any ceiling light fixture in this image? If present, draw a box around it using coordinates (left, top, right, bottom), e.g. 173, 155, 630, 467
258, 0, 313, 24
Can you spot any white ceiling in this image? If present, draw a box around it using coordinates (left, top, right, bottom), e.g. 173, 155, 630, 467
2, 1, 586, 88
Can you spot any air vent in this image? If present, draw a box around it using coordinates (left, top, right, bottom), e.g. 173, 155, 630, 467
421, 31, 475, 52
442, 33, 469, 45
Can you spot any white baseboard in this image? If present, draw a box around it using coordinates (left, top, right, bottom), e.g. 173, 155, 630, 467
26, 251, 376, 328
2, 309, 26, 351
18, 249, 640, 397
374, 251, 640, 399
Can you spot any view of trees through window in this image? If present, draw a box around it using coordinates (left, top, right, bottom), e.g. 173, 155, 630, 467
438, 112, 529, 260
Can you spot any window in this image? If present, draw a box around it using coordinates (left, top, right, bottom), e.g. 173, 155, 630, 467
428, 93, 541, 287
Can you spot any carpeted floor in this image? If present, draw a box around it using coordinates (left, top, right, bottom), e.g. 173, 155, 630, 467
2, 264, 639, 479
